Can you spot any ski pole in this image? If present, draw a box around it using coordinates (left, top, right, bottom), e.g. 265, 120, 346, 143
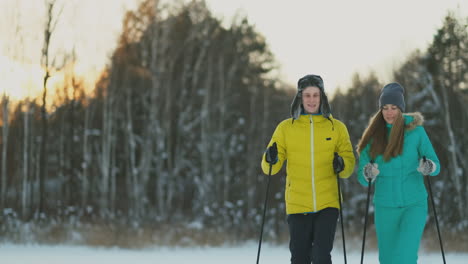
256, 162, 273, 264
334, 152, 347, 264
423, 156, 446, 264
360, 160, 373, 264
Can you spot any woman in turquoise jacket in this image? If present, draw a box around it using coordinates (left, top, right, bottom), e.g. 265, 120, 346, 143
356, 83, 440, 264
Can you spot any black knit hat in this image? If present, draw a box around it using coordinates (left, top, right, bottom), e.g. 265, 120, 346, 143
379, 83, 405, 112
290, 74, 331, 120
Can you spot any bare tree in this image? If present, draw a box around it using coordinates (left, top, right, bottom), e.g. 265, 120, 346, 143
38, 0, 64, 216
146, 2, 172, 218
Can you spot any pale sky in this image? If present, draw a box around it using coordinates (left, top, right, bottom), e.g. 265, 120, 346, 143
203, 0, 468, 95
1, 0, 467, 100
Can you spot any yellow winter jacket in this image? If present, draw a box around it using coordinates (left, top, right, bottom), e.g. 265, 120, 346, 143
261, 114, 355, 214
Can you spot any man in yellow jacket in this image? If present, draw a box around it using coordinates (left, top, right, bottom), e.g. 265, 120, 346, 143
261, 74, 355, 264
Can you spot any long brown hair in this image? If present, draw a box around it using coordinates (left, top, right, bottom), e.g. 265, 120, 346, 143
356, 109, 405, 161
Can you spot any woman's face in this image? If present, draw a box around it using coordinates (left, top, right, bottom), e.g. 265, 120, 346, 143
302, 86, 321, 114
382, 104, 400, 124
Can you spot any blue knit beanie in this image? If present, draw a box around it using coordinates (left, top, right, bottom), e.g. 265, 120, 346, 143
379, 83, 405, 112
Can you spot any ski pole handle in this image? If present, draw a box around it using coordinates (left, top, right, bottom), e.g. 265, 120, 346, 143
422, 156, 429, 176
368, 160, 375, 183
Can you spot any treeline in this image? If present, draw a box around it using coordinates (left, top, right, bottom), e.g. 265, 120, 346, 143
0, 0, 466, 247
0, 0, 292, 245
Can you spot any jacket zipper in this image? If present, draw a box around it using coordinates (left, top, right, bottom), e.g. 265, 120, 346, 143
310, 115, 316, 211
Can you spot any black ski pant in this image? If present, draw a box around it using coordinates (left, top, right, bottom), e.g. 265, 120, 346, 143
287, 207, 339, 264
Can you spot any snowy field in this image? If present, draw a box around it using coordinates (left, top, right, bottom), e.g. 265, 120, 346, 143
0, 242, 465, 264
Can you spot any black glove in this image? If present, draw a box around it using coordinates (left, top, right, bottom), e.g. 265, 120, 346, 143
333, 152, 344, 173
265, 142, 278, 165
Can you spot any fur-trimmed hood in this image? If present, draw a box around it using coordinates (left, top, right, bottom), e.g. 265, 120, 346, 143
404, 112, 424, 130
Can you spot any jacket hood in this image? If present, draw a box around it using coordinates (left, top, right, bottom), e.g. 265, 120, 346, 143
404, 112, 424, 130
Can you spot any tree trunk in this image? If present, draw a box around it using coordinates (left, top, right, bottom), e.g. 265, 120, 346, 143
1, 95, 9, 209
21, 100, 30, 220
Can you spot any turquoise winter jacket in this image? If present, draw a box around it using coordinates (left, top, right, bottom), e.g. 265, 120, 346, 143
357, 112, 440, 207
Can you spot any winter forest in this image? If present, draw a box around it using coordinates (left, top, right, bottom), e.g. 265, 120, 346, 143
0, 0, 467, 252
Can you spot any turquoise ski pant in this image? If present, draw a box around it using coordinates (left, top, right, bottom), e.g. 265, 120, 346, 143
374, 200, 428, 264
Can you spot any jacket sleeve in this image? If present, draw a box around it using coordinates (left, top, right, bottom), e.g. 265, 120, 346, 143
335, 122, 356, 179
417, 126, 440, 176
357, 144, 372, 187
261, 122, 286, 175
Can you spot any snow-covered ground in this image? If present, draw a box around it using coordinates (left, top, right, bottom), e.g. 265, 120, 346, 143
0, 242, 465, 264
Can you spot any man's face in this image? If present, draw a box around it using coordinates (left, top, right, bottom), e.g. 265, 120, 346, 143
301, 86, 321, 114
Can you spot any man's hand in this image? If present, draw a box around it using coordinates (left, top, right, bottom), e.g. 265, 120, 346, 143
333, 153, 345, 173
265, 143, 278, 165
